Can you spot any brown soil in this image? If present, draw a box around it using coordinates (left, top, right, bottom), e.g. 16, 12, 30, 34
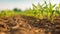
0, 15, 60, 34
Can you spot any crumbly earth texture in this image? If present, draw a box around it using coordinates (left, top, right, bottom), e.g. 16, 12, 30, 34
0, 15, 60, 34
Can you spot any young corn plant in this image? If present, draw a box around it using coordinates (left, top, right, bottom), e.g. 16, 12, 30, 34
32, 2, 45, 19
36, 3, 44, 19
44, 1, 49, 19
56, 4, 60, 17
49, 1, 56, 23
43, 0, 56, 23
32, 3, 38, 17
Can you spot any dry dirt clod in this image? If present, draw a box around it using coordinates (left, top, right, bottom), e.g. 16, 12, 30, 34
0, 32, 6, 34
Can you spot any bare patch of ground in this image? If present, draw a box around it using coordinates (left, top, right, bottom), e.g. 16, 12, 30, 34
0, 15, 60, 34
